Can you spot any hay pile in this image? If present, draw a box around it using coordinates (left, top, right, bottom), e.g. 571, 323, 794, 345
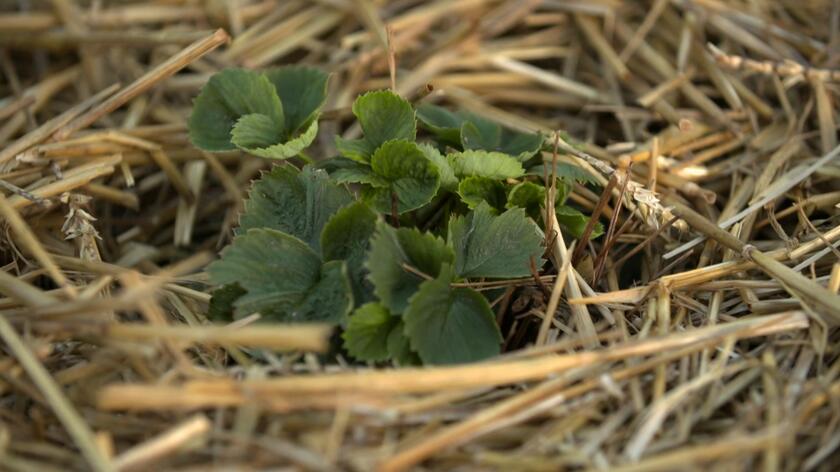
0, 0, 839, 470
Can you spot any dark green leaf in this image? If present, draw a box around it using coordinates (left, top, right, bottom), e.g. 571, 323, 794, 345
448, 202, 544, 278
207, 229, 352, 323
362, 140, 440, 214
556, 205, 604, 239
387, 321, 417, 365
321, 202, 379, 300
353, 90, 416, 150
460, 114, 542, 161
239, 165, 352, 252
334, 136, 376, 164
189, 68, 284, 152
366, 222, 455, 314
342, 303, 398, 362
458, 176, 506, 211
415, 103, 464, 146
264, 66, 329, 135
207, 283, 246, 322
447, 150, 524, 179
404, 265, 502, 365
329, 160, 388, 187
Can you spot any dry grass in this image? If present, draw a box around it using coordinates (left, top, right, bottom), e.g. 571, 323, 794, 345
1, 0, 839, 470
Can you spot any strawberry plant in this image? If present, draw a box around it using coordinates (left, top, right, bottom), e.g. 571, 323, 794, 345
191, 66, 602, 365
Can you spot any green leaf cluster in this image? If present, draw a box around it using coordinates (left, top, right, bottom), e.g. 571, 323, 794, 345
196, 66, 605, 365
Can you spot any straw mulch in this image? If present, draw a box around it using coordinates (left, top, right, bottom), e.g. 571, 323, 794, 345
1, 1, 839, 470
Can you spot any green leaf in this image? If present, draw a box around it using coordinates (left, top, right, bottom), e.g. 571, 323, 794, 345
506, 181, 545, 219
342, 303, 398, 362
528, 162, 599, 185
447, 150, 524, 179
189, 68, 284, 152
354, 90, 416, 150
207, 283, 246, 322
234, 118, 320, 160
418, 143, 458, 191
362, 140, 440, 214
460, 114, 542, 162
556, 205, 604, 239
329, 160, 388, 187
415, 103, 463, 146
207, 229, 352, 322
230, 113, 284, 149
458, 176, 506, 211
334, 136, 376, 164
404, 265, 502, 365
448, 202, 545, 278
387, 321, 417, 365
264, 66, 329, 135
321, 202, 379, 300
239, 165, 351, 252
366, 222, 455, 314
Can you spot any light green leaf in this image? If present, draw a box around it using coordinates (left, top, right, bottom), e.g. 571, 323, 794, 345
264, 66, 329, 135
321, 202, 379, 300
447, 150, 524, 180
458, 176, 506, 211
342, 303, 398, 362
189, 68, 284, 152
418, 143, 458, 191
353, 90, 416, 150
404, 265, 502, 365
234, 119, 319, 160
362, 140, 440, 214
448, 202, 544, 278
239, 165, 352, 252
366, 222, 455, 314
208, 229, 352, 322
556, 205, 604, 239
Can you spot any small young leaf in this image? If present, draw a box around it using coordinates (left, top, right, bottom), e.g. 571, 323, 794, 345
354, 90, 416, 150
342, 303, 398, 362
264, 66, 329, 135
458, 176, 506, 211
418, 143, 458, 191
556, 205, 604, 239
448, 202, 544, 278
240, 165, 352, 252
506, 181, 545, 219
404, 265, 502, 365
207, 283, 246, 322
528, 161, 599, 185
447, 150, 524, 180
234, 119, 320, 160
366, 222, 455, 314
189, 68, 284, 152
362, 140, 440, 214
208, 229, 352, 322
321, 202, 379, 300
230, 113, 284, 149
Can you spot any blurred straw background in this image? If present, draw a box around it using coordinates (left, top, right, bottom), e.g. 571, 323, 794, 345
0, 0, 839, 470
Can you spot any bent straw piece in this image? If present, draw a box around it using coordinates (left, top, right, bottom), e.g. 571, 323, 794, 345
665, 198, 840, 324
53, 29, 230, 140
